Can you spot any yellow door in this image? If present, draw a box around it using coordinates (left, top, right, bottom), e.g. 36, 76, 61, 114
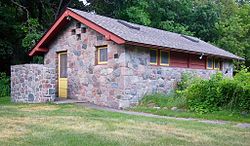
58, 52, 67, 98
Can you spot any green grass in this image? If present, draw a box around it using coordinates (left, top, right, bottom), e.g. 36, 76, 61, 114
0, 96, 11, 104
139, 93, 186, 108
0, 97, 250, 146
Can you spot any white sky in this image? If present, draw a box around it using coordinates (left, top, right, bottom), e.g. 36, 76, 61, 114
79, 0, 88, 5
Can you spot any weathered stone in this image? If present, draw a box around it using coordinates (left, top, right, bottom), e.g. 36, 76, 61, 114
73, 50, 81, 56
82, 43, 87, 49
97, 35, 104, 40
153, 106, 160, 109
130, 89, 137, 96
100, 68, 113, 75
113, 69, 120, 77
111, 82, 118, 88
11, 64, 56, 103
48, 89, 55, 95
171, 107, 178, 111
28, 94, 34, 101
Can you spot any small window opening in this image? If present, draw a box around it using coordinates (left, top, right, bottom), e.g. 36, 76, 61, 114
114, 53, 119, 59
81, 27, 86, 33
76, 22, 81, 28
71, 29, 76, 35
76, 34, 81, 40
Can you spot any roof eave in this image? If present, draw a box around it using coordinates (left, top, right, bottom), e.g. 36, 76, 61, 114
125, 41, 244, 61
29, 8, 126, 56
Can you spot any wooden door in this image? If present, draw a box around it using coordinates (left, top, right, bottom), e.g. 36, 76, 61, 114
58, 52, 67, 98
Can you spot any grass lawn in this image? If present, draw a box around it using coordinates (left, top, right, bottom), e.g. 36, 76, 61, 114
0, 97, 250, 146
132, 106, 250, 123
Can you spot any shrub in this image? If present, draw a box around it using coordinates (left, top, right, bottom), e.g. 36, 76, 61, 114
0, 72, 10, 97
184, 71, 250, 114
218, 69, 250, 111
139, 69, 250, 114
184, 73, 223, 114
177, 72, 199, 91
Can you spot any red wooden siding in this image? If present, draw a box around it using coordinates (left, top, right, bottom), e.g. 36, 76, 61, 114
188, 54, 206, 69
170, 52, 189, 68
168, 51, 206, 69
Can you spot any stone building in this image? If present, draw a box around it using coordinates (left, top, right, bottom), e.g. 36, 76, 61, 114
11, 8, 243, 108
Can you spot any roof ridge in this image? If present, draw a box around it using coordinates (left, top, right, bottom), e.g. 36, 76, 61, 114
67, 7, 243, 60
67, 7, 197, 39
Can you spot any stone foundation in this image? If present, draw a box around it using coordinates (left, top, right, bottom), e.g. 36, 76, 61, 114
11, 64, 56, 103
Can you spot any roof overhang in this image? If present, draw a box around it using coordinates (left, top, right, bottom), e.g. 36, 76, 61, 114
29, 8, 125, 56
29, 8, 244, 61
125, 41, 245, 61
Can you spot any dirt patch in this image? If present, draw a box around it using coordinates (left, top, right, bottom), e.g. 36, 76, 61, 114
0, 118, 30, 140
19, 105, 60, 112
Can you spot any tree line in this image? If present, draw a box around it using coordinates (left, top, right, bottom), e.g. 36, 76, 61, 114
0, 0, 249, 75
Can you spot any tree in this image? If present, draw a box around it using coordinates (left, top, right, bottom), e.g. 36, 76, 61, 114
215, 1, 250, 68
0, 0, 88, 74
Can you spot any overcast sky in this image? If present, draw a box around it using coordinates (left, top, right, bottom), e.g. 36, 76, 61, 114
79, 0, 88, 5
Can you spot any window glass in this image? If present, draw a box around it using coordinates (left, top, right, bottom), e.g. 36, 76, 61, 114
160, 51, 169, 65
150, 49, 157, 64
214, 59, 220, 69
207, 58, 213, 69
60, 54, 67, 78
98, 47, 108, 64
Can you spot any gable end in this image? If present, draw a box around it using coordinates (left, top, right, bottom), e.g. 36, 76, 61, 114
29, 8, 125, 56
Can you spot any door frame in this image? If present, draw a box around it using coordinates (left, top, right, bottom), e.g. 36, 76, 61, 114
58, 51, 68, 99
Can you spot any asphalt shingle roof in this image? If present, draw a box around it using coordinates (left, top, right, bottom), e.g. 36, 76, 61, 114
69, 8, 243, 60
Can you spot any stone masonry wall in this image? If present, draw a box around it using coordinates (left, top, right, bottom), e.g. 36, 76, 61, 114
44, 20, 126, 108
10, 20, 234, 108
43, 19, 234, 109
11, 64, 56, 103
123, 46, 234, 107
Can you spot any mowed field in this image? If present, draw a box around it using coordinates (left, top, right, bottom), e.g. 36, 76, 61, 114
0, 100, 250, 146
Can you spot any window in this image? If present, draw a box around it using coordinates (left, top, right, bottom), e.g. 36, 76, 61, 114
207, 57, 221, 70
160, 50, 170, 66
81, 27, 86, 33
150, 49, 158, 65
71, 29, 76, 35
97, 46, 108, 64
76, 22, 81, 28
76, 34, 81, 40
207, 57, 214, 69
214, 59, 220, 70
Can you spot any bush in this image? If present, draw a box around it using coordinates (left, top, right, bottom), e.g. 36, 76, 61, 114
177, 72, 194, 91
138, 70, 250, 114
0, 72, 10, 97
184, 70, 250, 114
184, 74, 222, 114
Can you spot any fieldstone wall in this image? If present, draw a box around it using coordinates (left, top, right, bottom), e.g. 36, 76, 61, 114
42, 20, 234, 109
122, 46, 234, 107
11, 64, 56, 103
44, 20, 126, 108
